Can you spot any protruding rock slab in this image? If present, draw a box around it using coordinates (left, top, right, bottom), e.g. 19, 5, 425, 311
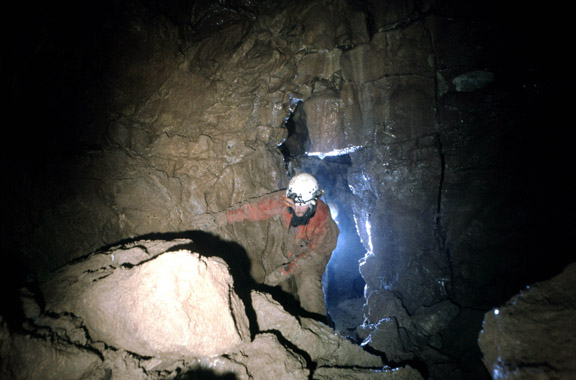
42, 245, 250, 358
478, 262, 576, 380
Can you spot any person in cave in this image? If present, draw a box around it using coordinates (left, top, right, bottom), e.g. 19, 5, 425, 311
222, 173, 339, 318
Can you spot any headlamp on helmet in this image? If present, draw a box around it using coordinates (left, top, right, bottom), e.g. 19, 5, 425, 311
286, 173, 323, 206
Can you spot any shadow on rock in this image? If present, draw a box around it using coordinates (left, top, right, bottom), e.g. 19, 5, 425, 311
174, 368, 238, 380
0, 253, 44, 332
254, 282, 333, 326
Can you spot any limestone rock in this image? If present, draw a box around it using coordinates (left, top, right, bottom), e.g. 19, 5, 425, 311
452, 70, 495, 92
0, 320, 102, 380
252, 291, 383, 368
41, 244, 250, 358
295, 49, 341, 85
359, 317, 413, 363
250, 291, 423, 380
1, 239, 426, 380
303, 90, 347, 154
313, 366, 424, 380
234, 333, 310, 380
478, 262, 576, 380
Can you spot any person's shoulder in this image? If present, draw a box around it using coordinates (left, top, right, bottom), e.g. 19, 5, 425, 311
315, 199, 332, 217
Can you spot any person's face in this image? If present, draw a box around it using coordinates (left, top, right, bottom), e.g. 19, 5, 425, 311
294, 203, 311, 217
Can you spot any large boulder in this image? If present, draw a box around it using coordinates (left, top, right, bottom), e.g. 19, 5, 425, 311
40, 239, 250, 358
478, 262, 576, 380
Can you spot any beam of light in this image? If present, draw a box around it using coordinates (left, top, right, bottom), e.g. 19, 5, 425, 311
287, 95, 302, 114
306, 145, 362, 159
365, 219, 373, 255
328, 202, 339, 220
353, 214, 373, 256
491, 356, 517, 380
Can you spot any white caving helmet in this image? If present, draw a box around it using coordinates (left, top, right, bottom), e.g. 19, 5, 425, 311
286, 173, 322, 205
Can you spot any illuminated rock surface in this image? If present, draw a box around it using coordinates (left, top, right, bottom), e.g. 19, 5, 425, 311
0, 239, 423, 380
41, 242, 250, 358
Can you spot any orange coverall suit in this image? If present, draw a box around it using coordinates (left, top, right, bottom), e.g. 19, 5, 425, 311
226, 191, 339, 316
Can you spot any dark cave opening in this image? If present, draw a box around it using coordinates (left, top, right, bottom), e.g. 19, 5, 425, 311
279, 101, 367, 337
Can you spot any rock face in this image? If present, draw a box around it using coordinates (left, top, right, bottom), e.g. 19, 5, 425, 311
252, 291, 383, 369
0, 239, 423, 380
2, 0, 571, 379
0, 328, 102, 380
41, 241, 250, 358
478, 261, 576, 380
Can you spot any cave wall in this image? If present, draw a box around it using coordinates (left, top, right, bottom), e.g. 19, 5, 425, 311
337, 2, 572, 379
3, 0, 382, 276
2, 0, 573, 379
4, 0, 294, 275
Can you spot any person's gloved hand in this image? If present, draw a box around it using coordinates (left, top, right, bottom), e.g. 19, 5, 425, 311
284, 196, 296, 209
264, 268, 282, 286
264, 259, 297, 286
281, 262, 294, 275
